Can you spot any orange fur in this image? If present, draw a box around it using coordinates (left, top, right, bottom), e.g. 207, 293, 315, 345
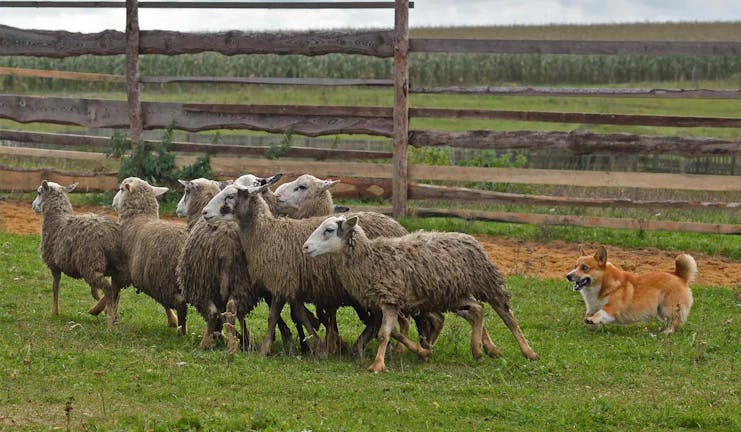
566, 246, 695, 333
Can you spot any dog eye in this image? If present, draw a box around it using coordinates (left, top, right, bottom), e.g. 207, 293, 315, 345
581, 265, 589, 271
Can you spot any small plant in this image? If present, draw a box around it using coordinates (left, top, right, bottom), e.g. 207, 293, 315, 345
110, 124, 212, 201
265, 130, 293, 160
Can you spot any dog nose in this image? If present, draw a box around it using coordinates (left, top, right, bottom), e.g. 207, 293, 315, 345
565, 271, 574, 281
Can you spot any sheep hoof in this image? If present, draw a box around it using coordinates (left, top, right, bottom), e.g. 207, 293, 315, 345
525, 350, 540, 361
367, 362, 386, 373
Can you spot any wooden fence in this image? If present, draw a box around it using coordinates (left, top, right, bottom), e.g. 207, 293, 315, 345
0, 0, 740, 235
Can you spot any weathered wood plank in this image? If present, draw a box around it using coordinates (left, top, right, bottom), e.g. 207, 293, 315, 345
351, 205, 741, 235
0, 96, 394, 137
408, 183, 740, 210
0, 2, 409, 8
0, 129, 393, 160
409, 129, 741, 157
410, 108, 741, 128
392, 0, 410, 217
0, 164, 118, 192
410, 38, 741, 56
0, 25, 394, 57
143, 76, 394, 87
411, 86, 741, 100
126, 0, 143, 146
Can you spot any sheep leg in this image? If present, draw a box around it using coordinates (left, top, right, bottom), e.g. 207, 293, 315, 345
165, 308, 178, 328
239, 315, 251, 352
104, 278, 121, 325
488, 300, 539, 361
393, 313, 411, 354
51, 269, 61, 315
453, 301, 485, 360
88, 296, 107, 316
352, 308, 380, 358
275, 316, 293, 353
368, 305, 398, 373
291, 302, 325, 355
291, 306, 310, 354
259, 298, 285, 357
323, 306, 342, 355
222, 299, 239, 355
200, 302, 220, 349
425, 312, 445, 348
480, 326, 502, 358
175, 295, 188, 336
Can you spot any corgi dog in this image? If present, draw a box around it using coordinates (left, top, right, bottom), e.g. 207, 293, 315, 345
566, 246, 696, 333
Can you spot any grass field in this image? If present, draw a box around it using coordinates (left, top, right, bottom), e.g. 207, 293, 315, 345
0, 230, 738, 431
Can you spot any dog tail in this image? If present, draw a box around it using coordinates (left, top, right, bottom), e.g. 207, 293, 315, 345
674, 254, 698, 284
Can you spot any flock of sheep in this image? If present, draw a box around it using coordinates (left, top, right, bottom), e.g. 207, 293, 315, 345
32, 173, 538, 372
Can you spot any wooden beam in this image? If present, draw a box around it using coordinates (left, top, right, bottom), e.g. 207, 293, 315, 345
410, 108, 741, 128
126, 0, 142, 146
408, 183, 740, 211
410, 86, 741, 100
0, 2, 411, 8
392, 0, 410, 217
0, 129, 393, 160
410, 38, 741, 56
142, 76, 394, 87
0, 25, 395, 58
0, 96, 394, 137
0, 165, 118, 193
409, 129, 741, 157
351, 206, 741, 235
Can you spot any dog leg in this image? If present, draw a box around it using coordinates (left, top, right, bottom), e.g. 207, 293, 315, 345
584, 309, 615, 325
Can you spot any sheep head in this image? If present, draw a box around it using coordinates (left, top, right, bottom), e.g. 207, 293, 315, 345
32, 180, 77, 214
274, 174, 339, 213
202, 173, 282, 224
303, 215, 358, 258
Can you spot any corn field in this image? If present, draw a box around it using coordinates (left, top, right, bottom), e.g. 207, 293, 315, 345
2, 52, 740, 92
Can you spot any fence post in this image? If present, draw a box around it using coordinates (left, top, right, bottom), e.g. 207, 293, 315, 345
126, 0, 143, 146
392, 0, 409, 218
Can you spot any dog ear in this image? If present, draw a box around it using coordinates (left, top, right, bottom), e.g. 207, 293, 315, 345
578, 245, 585, 256
594, 246, 608, 267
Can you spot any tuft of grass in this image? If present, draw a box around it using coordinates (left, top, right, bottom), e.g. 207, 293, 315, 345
0, 231, 739, 430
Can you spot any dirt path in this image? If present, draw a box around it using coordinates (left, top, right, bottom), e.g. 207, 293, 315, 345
1, 200, 738, 287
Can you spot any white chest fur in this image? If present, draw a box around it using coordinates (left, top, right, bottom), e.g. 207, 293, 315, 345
580, 287, 607, 315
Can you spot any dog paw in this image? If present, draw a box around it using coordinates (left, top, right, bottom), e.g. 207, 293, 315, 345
584, 316, 598, 325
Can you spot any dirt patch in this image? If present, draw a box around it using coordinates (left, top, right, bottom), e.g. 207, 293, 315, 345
1, 200, 738, 287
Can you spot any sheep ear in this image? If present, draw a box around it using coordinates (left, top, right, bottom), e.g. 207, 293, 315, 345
218, 180, 233, 190
344, 215, 359, 229
64, 183, 78, 193
152, 186, 169, 197
318, 179, 339, 192
41, 180, 50, 191
594, 246, 607, 267
178, 179, 190, 188
256, 173, 282, 193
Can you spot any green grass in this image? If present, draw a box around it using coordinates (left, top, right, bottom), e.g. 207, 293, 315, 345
0, 231, 738, 431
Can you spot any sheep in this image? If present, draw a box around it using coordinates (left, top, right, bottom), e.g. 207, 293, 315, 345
201, 174, 412, 358
32, 180, 128, 324
303, 215, 540, 372
175, 176, 314, 353
112, 177, 188, 335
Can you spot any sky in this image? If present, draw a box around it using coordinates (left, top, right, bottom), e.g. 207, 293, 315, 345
0, 1, 739, 32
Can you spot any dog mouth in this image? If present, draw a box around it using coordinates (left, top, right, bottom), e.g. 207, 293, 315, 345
573, 277, 591, 291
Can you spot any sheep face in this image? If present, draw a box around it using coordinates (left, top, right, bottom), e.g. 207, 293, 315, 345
303, 215, 358, 257
32, 180, 77, 213
274, 174, 338, 213
176, 178, 219, 218
112, 177, 168, 213
202, 174, 282, 225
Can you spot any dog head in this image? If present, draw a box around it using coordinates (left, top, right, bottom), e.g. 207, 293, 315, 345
566, 245, 607, 291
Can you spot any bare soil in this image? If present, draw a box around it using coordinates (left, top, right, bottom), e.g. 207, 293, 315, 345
1, 200, 738, 287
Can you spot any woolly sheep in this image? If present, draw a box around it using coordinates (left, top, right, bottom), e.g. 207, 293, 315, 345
201, 174, 410, 357
112, 177, 188, 335
175, 176, 316, 353
303, 215, 540, 372
32, 180, 128, 324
